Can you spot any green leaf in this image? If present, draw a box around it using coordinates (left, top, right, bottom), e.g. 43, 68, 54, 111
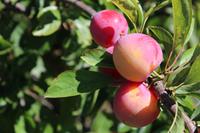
191, 105, 200, 120
172, 0, 192, 47
74, 17, 92, 47
81, 48, 114, 67
168, 103, 185, 133
176, 96, 195, 111
175, 82, 200, 95
148, 26, 173, 55
0, 35, 12, 49
185, 55, 200, 84
131, 0, 144, 26
184, 17, 195, 45
45, 70, 112, 98
92, 111, 113, 133
112, 0, 144, 30
81, 91, 99, 116
30, 57, 46, 79
81, 48, 105, 66
14, 116, 27, 133
32, 6, 61, 36
138, 124, 152, 133
190, 43, 200, 63
176, 47, 196, 66
10, 18, 29, 56
43, 124, 53, 133
172, 67, 190, 85
117, 123, 132, 133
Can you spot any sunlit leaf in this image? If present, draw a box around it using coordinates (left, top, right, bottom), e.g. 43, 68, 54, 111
45, 70, 112, 98
81, 48, 114, 67
92, 111, 113, 133
14, 116, 27, 133
172, 0, 192, 47
191, 105, 200, 120
185, 55, 200, 84
74, 17, 92, 47
32, 6, 61, 36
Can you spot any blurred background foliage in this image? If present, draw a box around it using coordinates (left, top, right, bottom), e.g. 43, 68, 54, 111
0, 0, 199, 133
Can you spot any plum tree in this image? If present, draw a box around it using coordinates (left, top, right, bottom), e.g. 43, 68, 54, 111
113, 33, 163, 82
90, 10, 128, 53
113, 81, 160, 127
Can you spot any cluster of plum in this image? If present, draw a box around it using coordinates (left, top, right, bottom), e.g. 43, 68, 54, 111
90, 10, 163, 127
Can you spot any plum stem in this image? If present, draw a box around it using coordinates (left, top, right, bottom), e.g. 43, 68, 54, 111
153, 80, 198, 133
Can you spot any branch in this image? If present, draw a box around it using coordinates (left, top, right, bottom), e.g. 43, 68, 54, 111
24, 89, 54, 110
63, 0, 97, 16
153, 80, 197, 133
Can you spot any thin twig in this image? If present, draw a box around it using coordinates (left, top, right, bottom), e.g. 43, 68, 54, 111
63, 0, 96, 16
24, 89, 54, 110
167, 46, 185, 72
153, 80, 197, 133
165, 49, 174, 71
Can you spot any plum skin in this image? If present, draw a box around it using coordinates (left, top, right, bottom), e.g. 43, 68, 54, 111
113, 33, 163, 82
113, 82, 160, 127
90, 10, 128, 53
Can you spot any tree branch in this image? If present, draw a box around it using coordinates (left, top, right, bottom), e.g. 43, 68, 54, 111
24, 89, 54, 110
63, 0, 97, 16
153, 80, 198, 133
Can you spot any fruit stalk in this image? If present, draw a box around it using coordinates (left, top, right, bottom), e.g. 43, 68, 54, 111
153, 80, 197, 133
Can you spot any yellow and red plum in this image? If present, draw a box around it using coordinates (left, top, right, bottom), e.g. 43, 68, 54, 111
113, 33, 163, 82
90, 10, 128, 53
113, 82, 160, 127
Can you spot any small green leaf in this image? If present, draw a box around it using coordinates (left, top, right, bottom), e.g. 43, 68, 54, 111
132, 0, 144, 26
191, 105, 200, 120
43, 124, 53, 133
148, 26, 173, 55
138, 124, 152, 133
30, 57, 46, 79
45, 70, 112, 98
190, 43, 200, 63
176, 47, 196, 66
92, 111, 113, 133
185, 55, 200, 84
117, 123, 132, 133
176, 96, 195, 111
74, 17, 92, 47
175, 82, 200, 95
10, 19, 29, 56
33, 6, 61, 36
172, 0, 192, 47
172, 67, 190, 85
81, 48, 105, 66
81, 48, 114, 67
0, 35, 12, 49
14, 116, 27, 133
184, 17, 195, 45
